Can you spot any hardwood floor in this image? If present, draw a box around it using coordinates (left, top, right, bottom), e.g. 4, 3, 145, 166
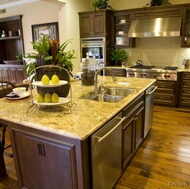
116, 105, 190, 189
1, 105, 190, 189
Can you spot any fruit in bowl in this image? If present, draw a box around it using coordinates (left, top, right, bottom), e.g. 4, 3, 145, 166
41, 74, 50, 85
51, 74, 59, 84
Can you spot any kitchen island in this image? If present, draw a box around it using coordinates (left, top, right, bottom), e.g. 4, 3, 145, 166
0, 76, 155, 189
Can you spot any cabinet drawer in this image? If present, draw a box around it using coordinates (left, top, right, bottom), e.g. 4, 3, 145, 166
182, 73, 190, 80
180, 98, 190, 106
156, 81, 175, 89
181, 88, 190, 96
155, 88, 173, 94
182, 80, 190, 87
154, 93, 175, 105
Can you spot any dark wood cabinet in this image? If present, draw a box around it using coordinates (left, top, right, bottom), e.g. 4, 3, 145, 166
8, 124, 90, 189
0, 15, 24, 63
154, 80, 179, 106
0, 64, 27, 84
181, 8, 190, 47
106, 68, 126, 77
179, 72, 190, 106
122, 94, 144, 170
114, 10, 135, 48
79, 10, 114, 38
14, 132, 78, 189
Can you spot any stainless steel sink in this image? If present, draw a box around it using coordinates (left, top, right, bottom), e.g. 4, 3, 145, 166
103, 87, 135, 96
80, 87, 135, 103
93, 94, 124, 103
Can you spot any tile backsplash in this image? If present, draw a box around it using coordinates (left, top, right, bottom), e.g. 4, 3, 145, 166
126, 37, 190, 68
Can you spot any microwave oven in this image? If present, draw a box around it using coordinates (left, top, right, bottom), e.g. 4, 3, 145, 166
80, 37, 105, 67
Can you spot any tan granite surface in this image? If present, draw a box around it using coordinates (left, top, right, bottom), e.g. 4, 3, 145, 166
0, 77, 155, 140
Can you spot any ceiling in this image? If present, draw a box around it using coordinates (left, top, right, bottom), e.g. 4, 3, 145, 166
0, 0, 65, 9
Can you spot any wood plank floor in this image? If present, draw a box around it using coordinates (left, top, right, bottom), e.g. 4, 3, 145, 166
1, 105, 190, 189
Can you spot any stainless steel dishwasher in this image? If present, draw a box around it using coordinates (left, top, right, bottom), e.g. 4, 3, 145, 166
91, 112, 125, 189
144, 84, 157, 138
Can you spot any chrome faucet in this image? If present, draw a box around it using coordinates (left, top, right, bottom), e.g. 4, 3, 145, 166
94, 67, 117, 92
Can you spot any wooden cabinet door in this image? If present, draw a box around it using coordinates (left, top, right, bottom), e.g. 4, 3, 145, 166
122, 116, 134, 169
122, 94, 144, 170
0, 64, 27, 84
79, 13, 93, 37
93, 12, 105, 36
79, 11, 106, 38
134, 106, 144, 150
114, 11, 135, 48
14, 131, 78, 189
181, 8, 190, 47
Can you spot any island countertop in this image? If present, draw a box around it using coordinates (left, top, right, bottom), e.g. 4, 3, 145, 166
0, 77, 155, 140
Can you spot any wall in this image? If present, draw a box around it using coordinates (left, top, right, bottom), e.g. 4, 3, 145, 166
0, 0, 90, 75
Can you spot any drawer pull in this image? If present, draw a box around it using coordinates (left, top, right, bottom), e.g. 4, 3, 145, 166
37, 144, 45, 156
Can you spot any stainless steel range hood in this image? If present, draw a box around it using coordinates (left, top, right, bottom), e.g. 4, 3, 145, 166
128, 17, 182, 38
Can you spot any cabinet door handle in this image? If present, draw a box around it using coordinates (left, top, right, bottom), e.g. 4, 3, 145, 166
146, 86, 158, 96
37, 144, 45, 156
95, 116, 125, 143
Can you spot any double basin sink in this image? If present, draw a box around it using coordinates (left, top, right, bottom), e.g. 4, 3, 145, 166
80, 87, 135, 103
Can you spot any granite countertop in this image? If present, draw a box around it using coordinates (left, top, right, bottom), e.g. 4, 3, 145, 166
108, 66, 190, 72
0, 77, 155, 140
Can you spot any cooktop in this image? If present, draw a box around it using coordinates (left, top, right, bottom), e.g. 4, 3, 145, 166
129, 65, 178, 70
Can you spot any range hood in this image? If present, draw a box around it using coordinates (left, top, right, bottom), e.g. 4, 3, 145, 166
128, 17, 182, 38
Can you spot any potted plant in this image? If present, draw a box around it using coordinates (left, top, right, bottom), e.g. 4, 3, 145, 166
150, 0, 171, 6
25, 34, 76, 76
109, 48, 129, 66
92, 0, 112, 10
25, 34, 76, 97
16, 53, 23, 64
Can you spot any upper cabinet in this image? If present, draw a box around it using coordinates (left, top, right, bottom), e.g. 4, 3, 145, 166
0, 15, 24, 64
181, 8, 190, 47
114, 10, 135, 48
79, 10, 114, 38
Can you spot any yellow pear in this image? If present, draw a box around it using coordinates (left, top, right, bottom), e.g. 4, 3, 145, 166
51, 92, 59, 103
70, 77, 75, 82
44, 93, 51, 103
41, 74, 50, 85
36, 93, 44, 103
51, 74, 59, 84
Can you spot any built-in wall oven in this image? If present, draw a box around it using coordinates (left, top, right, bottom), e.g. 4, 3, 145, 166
81, 37, 105, 67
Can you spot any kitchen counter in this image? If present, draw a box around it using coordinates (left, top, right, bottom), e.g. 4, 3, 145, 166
0, 76, 156, 189
0, 77, 155, 140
